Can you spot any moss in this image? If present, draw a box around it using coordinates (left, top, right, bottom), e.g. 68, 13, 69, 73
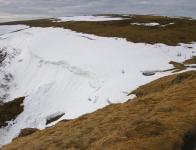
0, 97, 25, 127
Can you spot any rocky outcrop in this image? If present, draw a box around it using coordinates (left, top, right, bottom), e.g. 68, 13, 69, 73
0, 97, 24, 128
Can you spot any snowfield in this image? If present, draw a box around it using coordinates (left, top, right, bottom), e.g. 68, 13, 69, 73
130, 22, 175, 27
0, 25, 29, 35
0, 24, 195, 146
131, 22, 160, 26
55, 15, 124, 22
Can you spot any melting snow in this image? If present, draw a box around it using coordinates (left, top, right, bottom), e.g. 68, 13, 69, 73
131, 22, 175, 27
0, 26, 195, 146
55, 15, 124, 22
160, 22, 175, 27
131, 22, 160, 26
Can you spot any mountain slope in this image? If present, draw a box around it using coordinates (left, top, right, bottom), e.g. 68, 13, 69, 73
0, 15, 196, 147
0, 25, 195, 146
2, 71, 196, 150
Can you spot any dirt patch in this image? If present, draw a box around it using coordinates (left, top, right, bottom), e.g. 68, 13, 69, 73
2, 71, 196, 150
0, 97, 25, 128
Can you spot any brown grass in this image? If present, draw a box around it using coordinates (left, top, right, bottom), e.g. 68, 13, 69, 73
1, 15, 196, 45
183, 56, 196, 64
17, 128, 40, 138
2, 71, 196, 150
168, 61, 186, 72
162, 57, 196, 73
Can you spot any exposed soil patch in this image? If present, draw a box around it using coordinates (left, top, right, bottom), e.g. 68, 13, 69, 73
1, 15, 196, 45
0, 97, 24, 128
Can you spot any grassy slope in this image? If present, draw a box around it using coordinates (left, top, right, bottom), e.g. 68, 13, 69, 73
1, 15, 196, 45
2, 71, 196, 150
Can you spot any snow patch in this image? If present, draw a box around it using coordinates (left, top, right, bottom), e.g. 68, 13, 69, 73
0, 26, 195, 146
0, 25, 29, 36
160, 22, 175, 27
131, 22, 160, 26
55, 15, 124, 22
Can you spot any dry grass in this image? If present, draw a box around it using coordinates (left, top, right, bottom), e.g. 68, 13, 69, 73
2, 71, 196, 150
1, 15, 196, 45
168, 61, 186, 72
162, 57, 196, 73
17, 128, 40, 138
183, 56, 196, 65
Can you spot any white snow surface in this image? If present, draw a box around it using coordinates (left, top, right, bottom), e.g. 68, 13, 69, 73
160, 22, 175, 27
0, 26, 195, 146
131, 22, 160, 26
130, 22, 175, 27
55, 15, 124, 22
0, 25, 29, 35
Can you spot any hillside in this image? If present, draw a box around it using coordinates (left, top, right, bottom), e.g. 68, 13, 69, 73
1, 71, 196, 150
0, 15, 196, 148
1, 15, 196, 45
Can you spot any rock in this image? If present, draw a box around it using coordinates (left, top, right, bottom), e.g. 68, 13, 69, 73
46, 112, 65, 125
0, 97, 25, 128
142, 71, 156, 76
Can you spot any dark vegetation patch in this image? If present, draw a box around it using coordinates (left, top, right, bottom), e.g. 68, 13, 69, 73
60, 119, 71, 123
0, 97, 24, 128
17, 128, 39, 138
182, 129, 196, 150
1, 15, 196, 45
0, 48, 7, 64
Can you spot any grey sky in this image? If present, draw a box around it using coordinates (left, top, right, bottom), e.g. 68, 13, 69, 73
0, 0, 196, 18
